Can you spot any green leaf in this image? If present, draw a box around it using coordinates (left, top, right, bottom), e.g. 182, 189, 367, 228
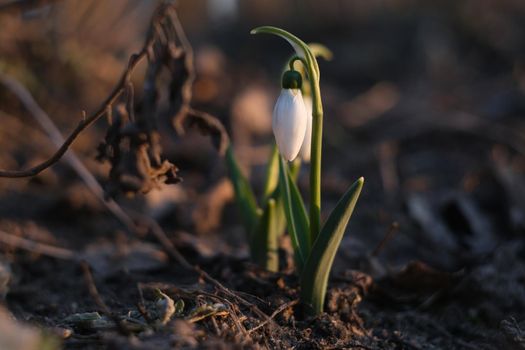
308, 43, 333, 61
300, 177, 364, 315
265, 186, 286, 237
286, 43, 332, 84
225, 146, 260, 234
262, 145, 280, 201
251, 199, 279, 272
267, 157, 301, 238
279, 157, 301, 237
279, 157, 310, 271
287, 166, 310, 249
273, 196, 287, 237
289, 158, 302, 180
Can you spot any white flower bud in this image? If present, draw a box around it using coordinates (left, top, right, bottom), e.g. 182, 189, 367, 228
299, 96, 313, 162
272, 89, 307, 161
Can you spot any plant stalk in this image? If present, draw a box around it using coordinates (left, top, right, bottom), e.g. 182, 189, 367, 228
309, 74, 323, 245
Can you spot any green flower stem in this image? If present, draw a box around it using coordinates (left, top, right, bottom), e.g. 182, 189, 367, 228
289, 56, 308, 72
309, 74, 323, 244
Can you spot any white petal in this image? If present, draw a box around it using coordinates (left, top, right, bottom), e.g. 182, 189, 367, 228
299, 96, 313, 162
272, 89, 307, 161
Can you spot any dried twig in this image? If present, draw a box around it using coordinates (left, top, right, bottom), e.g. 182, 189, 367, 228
188, 289, 249, 336
141, 6, 272, 331
130, 208, 274, 329
135, 281, 153, 325
80, 261, 132, 336
248, 299, 299, 334
186, 108, 229, 155
0, 72, 194, 269
0, 2, 180, 179
128, 209, 192, 270
0, 50, 146, 178
0, 229, 75, 260
168, 6, 196, 134
0, 2, 278, 339
0, 74, 136, 232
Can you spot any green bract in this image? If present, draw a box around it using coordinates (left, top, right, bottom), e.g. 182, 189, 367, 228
226, 27, 363, 316
281, 70, 303, 89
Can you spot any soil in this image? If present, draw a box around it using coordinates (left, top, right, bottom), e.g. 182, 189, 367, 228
2, 121, 525, 349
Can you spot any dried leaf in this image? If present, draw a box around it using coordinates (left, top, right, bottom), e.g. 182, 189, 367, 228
180, 109, 230, 156
186, 303, 228, 323
97, 106, 181, 198
155, 289, 176, 325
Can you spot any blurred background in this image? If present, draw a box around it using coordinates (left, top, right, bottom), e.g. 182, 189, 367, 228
0, 0, 525, 346
1, 0, 524, 262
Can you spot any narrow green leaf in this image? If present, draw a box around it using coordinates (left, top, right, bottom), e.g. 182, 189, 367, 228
308, 43, 333, 61
225, 146, 259, 234
270, 158, 301, 238
273, 196, 287, 237
287, 166, 310, 250
262, 147, 300, 239
276, 157, 301, 237
300, 177, 364, 315
270, 169, 299, 237
264, 185, 287, 238
262, 145, 280, 201
279, 157, 310, 272
251, 199, 279, 272
289, 158, 302, 180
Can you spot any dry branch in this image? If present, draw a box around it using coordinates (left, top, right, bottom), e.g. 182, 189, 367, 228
0, 50, 147, 178
0, 73, 136, 231
0, 2, 278, 339
0, 2, 170, 179
81, 261, 132, 336
0, 229, 74, 260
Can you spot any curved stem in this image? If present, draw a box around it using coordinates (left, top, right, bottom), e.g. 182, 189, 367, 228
288, 56, 308, 72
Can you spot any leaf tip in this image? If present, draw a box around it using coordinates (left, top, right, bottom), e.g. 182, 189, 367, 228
355, 177, 365, 191
308, 43, 334, 61
250, 27, 263, 35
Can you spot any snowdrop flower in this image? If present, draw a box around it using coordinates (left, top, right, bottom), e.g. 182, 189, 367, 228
299, 96, 313, 162
272, 70, 307, 161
